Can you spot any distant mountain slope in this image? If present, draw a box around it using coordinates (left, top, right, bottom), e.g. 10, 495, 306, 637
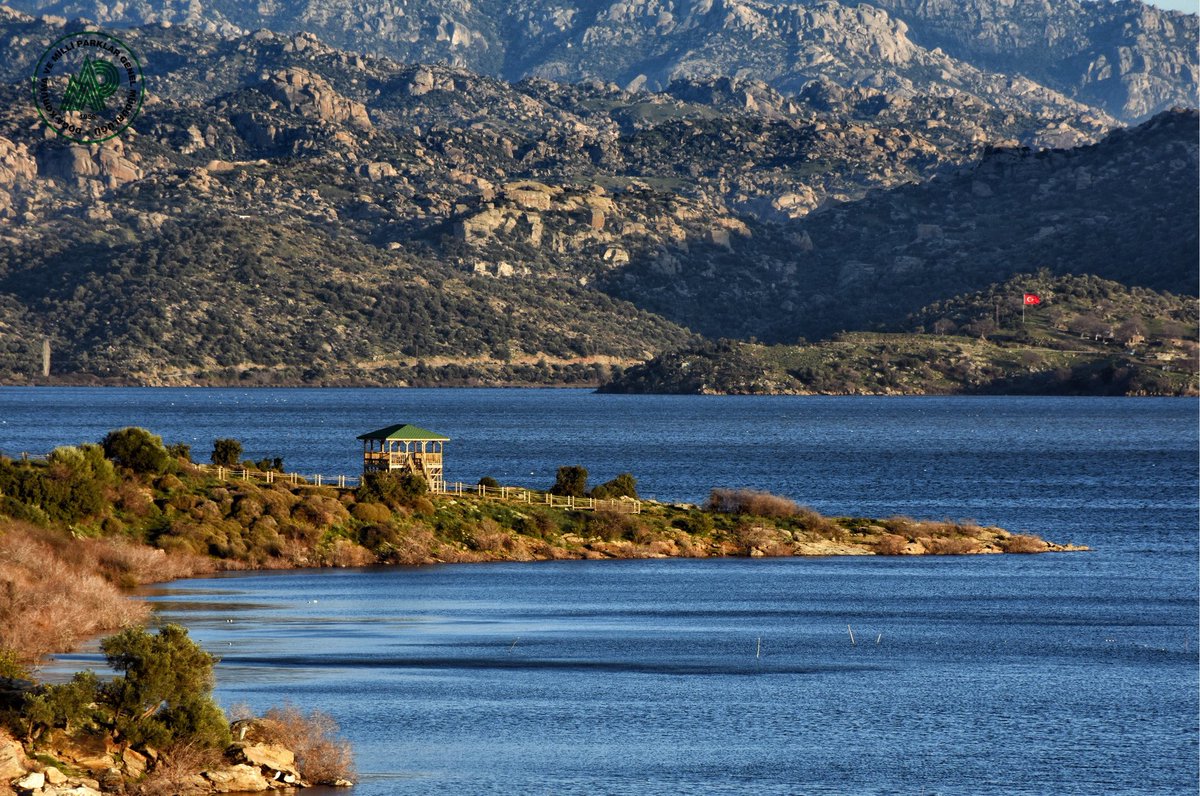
7, 0, 1195, 122
602, 109, 1198, 342
0, 12, 1194, 385
600, 274, 1199, 396
859, 0, 1198, 121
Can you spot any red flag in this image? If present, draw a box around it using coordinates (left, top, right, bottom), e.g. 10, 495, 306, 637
1023, 293, 1042, 305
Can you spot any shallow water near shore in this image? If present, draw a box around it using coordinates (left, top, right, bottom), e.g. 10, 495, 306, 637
11, 390, 1197, 793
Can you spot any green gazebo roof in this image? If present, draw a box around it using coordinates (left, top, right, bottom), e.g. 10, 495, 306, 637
357, 423, 449, 442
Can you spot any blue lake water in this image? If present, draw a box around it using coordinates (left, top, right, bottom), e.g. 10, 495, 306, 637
5, 389, 1197, 794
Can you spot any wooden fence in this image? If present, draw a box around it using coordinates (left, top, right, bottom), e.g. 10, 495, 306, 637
203, 466, 640, 514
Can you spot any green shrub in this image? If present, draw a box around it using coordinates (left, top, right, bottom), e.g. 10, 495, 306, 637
590, 472, 638, 499
550, 465, 588, 497
166, 442, 192, 462
671, 511, 714, 535
26, 445, 117, 522
210, 438, 243, 467
350, 502, 393, 524
355, 472, 427, 508
102, 427, 172, 475
0, 648, 28, 680
21, 672, 99, 738
478, 476, 500, 488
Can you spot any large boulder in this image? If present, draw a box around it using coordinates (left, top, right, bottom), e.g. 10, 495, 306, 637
231, 742, 301, 784
0, 730, 29, 781
203, 764, 271, 793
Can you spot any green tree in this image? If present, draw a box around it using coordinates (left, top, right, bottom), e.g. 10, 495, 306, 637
210, 438, 243, 467
102, 427, 172, 474
166, 442, 192, 462
550, 465, 588, 497
100, 624, 230, 749
590, 472, 639, 499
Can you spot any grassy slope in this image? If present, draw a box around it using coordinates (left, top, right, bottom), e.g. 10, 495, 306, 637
602, 274, 1199, 395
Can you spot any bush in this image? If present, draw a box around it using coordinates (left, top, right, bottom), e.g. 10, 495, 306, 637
550, 465, 588, 497
926, 536, 982, 555
478, 476, 500, 488
0, 648, 27, 680
1002, 534, 1048, 554
873, 534, 908, 555
350, 502, 393, 524
102, 427, 172, 475
590, 472, 638, 499
36, 445, 116, 522
260, 706, 355, 785
707, 488, 799, 518
356, 472, 427, 508
210, 439, 243, 467
21, 671, 100, 738
165, 442, 192, 463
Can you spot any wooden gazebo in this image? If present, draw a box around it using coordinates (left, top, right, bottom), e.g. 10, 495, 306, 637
357, 423, 449, 492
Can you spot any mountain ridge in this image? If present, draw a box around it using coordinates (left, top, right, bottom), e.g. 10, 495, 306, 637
6, 0, 1195, 123
0, 7, 1194, 386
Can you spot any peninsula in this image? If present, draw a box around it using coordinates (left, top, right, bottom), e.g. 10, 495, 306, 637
0, 427, 1085, 794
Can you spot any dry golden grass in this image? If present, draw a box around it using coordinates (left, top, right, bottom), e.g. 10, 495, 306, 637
708, 488, 800, 518
130, 740, 223, 796
1002, 534, 1049, 553
873, 533, 908, 555
0, 522, 209, 664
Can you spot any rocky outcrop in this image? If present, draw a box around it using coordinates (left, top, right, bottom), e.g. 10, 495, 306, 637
260, 68, 372, 130
0, 730, 29, 782
36, 143, 143, 191
3, 719, 340, 795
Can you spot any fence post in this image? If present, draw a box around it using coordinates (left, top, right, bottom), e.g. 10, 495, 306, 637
315, 474, 322, 486
339, 475, 345, 488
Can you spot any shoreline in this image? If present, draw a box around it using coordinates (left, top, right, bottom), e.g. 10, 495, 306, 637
0, 438, 1087, 795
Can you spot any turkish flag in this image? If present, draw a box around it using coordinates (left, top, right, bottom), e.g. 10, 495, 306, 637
1023, 293, 1042, 305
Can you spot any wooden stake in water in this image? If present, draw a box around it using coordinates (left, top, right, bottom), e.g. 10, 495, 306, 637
847, 625, 856, 646
876, 633, 882, 645
756, 637, 761, 659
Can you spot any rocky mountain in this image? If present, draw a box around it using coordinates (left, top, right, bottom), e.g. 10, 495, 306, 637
601, 108, 1198, 342
0, 9, 1194, 386
7, 0, 1194, 123
859, 0, 1198, 121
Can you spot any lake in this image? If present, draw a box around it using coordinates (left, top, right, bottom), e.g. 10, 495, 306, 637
7, 389, 1197, 794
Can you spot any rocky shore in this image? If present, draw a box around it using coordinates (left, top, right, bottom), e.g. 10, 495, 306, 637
0, 716, 350, 796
